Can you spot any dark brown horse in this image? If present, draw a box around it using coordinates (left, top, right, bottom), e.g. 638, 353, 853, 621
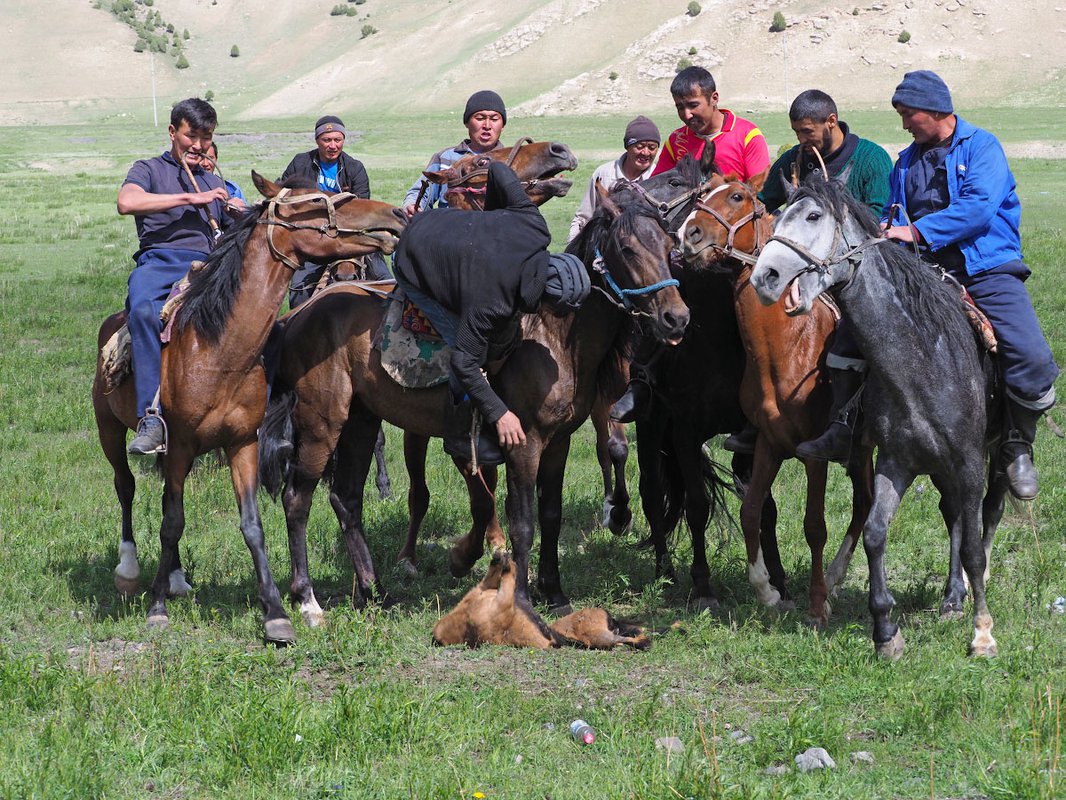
680, 173, 873, 626
92, 174, 406, 643
260, 184, 688, 620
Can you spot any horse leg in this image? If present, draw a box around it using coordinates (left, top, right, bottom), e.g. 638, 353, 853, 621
678, 439, 717, 609
758, 492, 790, 602
864, 462, 914, 660
827, 446, 874, 596
449, 464, 503, 579
593, 398, 632, 535
740, 443, 787, 611
330, 413, 387, 608
372, 425, 392, 500
145, 450, 195, 629
635, 416, 676, 584
931, 473, 968, 619
980, 463, 1010, 587
801, 458, 830, 628
535, 437, 573, 615
960, 481, 997, 657
504, 446, 542, 602
96, 402, 140, 597
396, 432, 429, 578
283, 468, 325, 627
228, 441, 294, 645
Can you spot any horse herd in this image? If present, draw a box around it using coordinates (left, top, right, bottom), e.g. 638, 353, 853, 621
92, 138, 1009, 660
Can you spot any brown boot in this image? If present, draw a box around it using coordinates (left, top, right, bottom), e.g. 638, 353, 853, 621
1001, 400, 1043, 501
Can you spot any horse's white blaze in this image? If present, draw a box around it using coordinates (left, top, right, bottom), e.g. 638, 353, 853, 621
679, 184, 731, 246
301, 594, 325, 628
168, 570, 192, 596
115, 541, 139, 580
748, 549, 782, 607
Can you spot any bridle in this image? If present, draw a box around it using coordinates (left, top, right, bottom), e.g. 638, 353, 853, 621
621, 172, 720, 231
256, 188, 400, 272
443, 137, 547, 210
684, 181, 770, 267
766, 208, 886, 280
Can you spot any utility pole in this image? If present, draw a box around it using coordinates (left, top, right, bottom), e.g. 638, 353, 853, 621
151, 52, 158, 127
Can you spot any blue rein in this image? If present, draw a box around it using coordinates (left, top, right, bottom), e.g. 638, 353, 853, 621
593, 248, 680, 311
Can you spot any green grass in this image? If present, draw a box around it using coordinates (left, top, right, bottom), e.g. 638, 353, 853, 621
0, 114, 1064, 799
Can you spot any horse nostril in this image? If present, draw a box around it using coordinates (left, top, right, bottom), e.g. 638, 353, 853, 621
686, 225, 702, 244
549, 142, 566, 157
392, 207, 407, 224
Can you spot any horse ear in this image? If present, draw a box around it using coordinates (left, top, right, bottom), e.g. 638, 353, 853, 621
595, 179, 622, 219
747, 167, 769, 195
781, 171, 798, 201
252, 171, 280, 198
834, 162, 854, 187
423, 168, 453, 186
699, 140, 717, 176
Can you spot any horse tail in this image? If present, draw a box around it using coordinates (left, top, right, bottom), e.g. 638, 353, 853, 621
699, 446, 741, 543
258, 388, 296, 498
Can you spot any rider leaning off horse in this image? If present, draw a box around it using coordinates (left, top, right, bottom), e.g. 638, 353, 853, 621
809, 71, 1058, 501
392, 160, 590, 465
117, 97, 244, 456
721, 89, 894, 456
402, 89, 509, 218
610, 65, 771, 424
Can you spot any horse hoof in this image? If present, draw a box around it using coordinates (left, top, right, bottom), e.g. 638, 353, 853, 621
939, 607, 965, 621
300, 607, 325, 629
146, 613, 169, 630
969, 639, 998, 658
692, 595, 720, 612
114, 574, 140, 599
608, 509, 633, 537
774, 598, 797, 614
448, 550, 476, 580
875, 630, 905, 661
807, 613, 829, 631
167, 570, 193, 597
264, 618, 296, 646
396, 558, 420, 581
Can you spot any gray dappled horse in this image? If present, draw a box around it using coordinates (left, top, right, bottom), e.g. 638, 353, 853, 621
749, 175, 1007, 659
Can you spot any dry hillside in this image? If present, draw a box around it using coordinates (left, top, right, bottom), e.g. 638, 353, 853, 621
1, 0, 1063, 125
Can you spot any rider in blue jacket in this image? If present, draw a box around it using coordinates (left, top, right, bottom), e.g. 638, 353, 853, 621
881, 70, 1058, 500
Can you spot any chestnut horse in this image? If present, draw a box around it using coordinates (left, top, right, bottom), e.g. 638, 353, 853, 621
680, 173, 873, 626
92, 173, 406, 643
259, 185, 688, 621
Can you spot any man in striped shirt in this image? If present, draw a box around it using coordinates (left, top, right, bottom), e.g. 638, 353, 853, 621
652, 66, 770, 181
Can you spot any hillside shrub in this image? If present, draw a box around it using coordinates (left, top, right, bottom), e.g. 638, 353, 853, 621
204, 90, 215, 102
853, 7, 860, 14
770, 11, 786, 32
175, 53, 189, 69
609, 71, 618, 81
898, 30, 911, 43
133, 39, 145, 53
183, 29, 190, 39
687, 1, 701, 16
230, 44, 240, 57
361, 24, 377, 38
688, 46, 697, 55
676, 57, 692, 72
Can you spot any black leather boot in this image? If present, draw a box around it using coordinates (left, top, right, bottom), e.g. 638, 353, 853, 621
609, 378, 652, 423
443, 400, 505, 468
1002, 400, 1043, 501
723, 423, 758, 454
796, 368, 864, 464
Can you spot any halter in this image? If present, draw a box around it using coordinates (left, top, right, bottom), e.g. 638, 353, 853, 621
685, 181, 769, 266
443, 137, 545, 210
767, 215, 886, 279
256, 188, 399, 272
590, 247, 679, 317
621, 172, 719, 229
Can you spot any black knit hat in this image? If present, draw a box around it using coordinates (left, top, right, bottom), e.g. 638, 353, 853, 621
314, 115, 346, 139
623, 115, 661, 148
463, 90, 507, 125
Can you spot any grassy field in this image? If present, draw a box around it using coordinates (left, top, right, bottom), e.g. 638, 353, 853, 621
0, 111, 1063, 799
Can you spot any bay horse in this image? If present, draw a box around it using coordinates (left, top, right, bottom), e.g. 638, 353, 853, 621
680, 173, 873, 627
92, 173, 406, 643
750, 174, 1006, 658
259, 184, 688, 621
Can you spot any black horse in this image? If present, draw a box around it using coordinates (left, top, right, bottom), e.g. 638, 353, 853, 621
751, 175, 1006, 658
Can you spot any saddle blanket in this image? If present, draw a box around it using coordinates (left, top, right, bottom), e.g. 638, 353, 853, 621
376, 295, 452, 388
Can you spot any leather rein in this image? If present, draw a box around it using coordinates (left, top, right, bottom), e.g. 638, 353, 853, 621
256, 188, 399, 272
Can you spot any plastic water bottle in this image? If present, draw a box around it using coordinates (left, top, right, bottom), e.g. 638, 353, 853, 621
570, 719, 595, 745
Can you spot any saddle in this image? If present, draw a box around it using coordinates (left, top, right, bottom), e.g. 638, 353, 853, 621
942, 273, 998, 354
99, 264, 201, 394
375, 291, 452, 389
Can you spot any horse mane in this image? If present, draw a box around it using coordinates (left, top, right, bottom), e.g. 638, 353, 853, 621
176, 207, 262, 343
567, 200, 670, 402
794, 177, 976, 356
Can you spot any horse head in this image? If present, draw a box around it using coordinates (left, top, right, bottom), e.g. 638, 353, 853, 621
679, 170, 770, 273
581, 181, 689, 345
612, 141, 719, 232
251, 171, 407, 265
424, 140, 578, 209
750, 173, 877, 315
